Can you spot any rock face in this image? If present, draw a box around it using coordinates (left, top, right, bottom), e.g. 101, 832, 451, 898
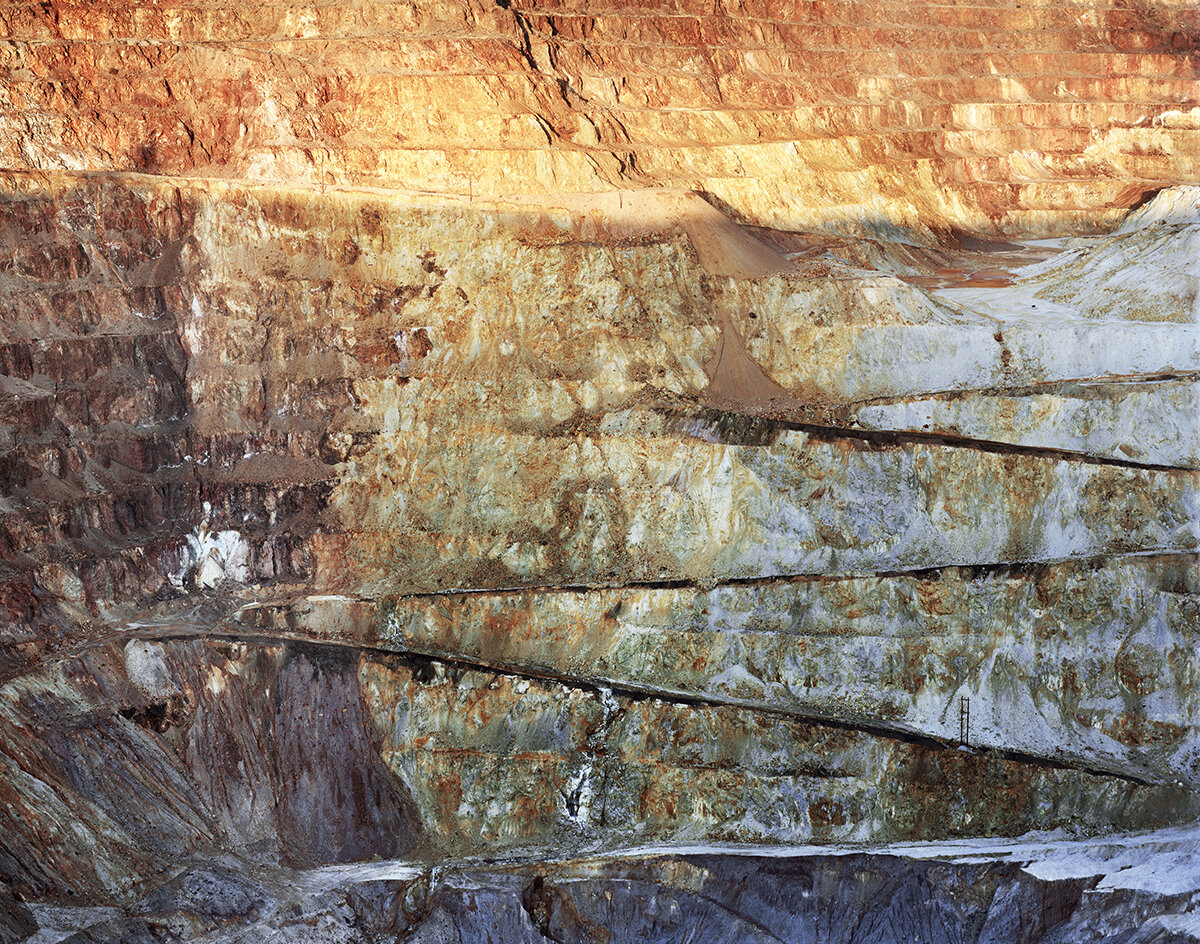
2, 0, 1198, 235
1, 0, 1198, 941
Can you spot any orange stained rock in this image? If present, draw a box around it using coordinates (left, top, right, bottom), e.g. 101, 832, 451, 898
1, 0, 1197, 235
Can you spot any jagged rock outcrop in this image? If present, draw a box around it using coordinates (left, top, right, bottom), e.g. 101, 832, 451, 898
1, 0, 1198, 940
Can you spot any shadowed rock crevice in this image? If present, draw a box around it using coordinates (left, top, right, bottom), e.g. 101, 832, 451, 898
0, 638, 428, 903
267, 643, 427, 868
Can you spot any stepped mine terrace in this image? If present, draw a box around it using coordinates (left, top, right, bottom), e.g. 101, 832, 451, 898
0, 0, 1198, 941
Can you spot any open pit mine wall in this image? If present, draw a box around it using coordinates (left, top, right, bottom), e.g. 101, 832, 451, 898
1, 0, 1198, 235
0, 0, 1198, 934
2, 171, 1198, 902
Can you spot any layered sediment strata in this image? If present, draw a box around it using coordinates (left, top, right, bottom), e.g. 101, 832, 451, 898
2, 0, 1198, 234
0, 171, 1196, 941
1, 0, 1199, 940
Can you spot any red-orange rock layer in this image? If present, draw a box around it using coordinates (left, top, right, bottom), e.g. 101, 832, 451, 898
2, 0, 1197, 234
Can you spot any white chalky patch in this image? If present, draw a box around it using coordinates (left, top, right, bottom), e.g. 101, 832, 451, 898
123, 640, 174, 698
170, 501, 253, 589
